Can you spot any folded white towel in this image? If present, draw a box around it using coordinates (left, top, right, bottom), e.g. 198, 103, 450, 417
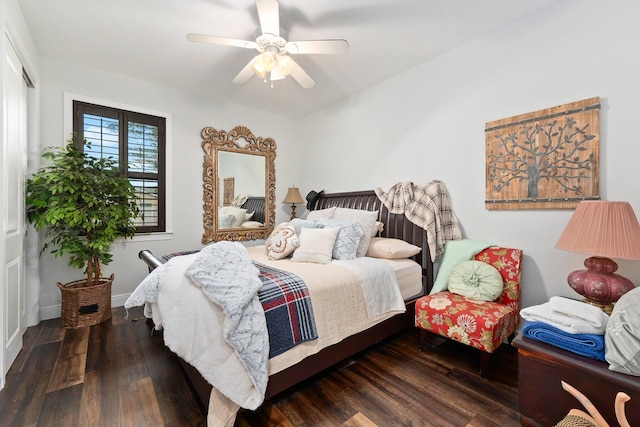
549, 296, 609, 329
520, 298, 609, 335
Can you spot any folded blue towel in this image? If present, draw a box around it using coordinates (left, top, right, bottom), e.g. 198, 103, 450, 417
522, 321, 606, 361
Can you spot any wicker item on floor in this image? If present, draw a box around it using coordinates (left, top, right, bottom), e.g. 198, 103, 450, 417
554, 409, 598, 427
57, 274, 114, 329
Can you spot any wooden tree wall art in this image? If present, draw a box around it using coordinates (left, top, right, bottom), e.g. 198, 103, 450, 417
485, 97, 600, 210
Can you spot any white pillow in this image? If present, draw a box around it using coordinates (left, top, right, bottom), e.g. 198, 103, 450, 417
606, 287, 640, 376
289, 218, 327, 235
333, 208, 378, 257
219, 206, 247, 228
315, 218, 364, 260
292, 227, 340, 264
271, 222, 289, 235
306, 206, 337, 220
218, 213, 235, 228
264, 222, 289, 254
266, 225, 299, 260
241, 220, 263, 228
370, 221, 384, 237
366, 237, 421, 259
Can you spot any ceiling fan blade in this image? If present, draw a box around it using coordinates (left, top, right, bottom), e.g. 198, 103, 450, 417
285, 39, 349, 55
286, 57, 315, 89
232, 58, 258, 84
256, 0, 279, 36
187, 33, 257, 49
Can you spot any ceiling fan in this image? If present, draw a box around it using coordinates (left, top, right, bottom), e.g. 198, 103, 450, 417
187, 0, 349, 89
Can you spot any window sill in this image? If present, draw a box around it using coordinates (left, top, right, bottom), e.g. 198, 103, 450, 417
120, 231, 174, 243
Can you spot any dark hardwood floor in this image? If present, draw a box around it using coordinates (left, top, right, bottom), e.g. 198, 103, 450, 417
0, 306, 521, 426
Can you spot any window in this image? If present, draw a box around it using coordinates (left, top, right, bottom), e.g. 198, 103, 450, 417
73, 100, 165, 233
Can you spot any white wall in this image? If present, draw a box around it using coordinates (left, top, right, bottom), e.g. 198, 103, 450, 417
297, 0, 640, 309
36, 57, 300, 317
31, 0, 640, 317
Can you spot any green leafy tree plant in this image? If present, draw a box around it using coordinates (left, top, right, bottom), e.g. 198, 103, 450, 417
26, 140, 140, 287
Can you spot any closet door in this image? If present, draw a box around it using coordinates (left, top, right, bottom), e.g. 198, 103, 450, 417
2, 33, 27, 387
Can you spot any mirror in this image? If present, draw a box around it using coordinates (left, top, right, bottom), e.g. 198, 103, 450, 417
202, 125, 276, 243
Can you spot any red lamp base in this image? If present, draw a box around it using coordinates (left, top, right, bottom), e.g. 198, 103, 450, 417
567, 256, 635, 314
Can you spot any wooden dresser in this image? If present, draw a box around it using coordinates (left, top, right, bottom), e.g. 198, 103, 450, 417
513, 334, 640, 426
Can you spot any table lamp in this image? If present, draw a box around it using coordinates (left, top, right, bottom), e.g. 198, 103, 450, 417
283, 186, 304, 220
555, 200, 640, 313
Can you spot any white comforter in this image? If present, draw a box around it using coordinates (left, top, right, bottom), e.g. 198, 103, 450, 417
126, 244, 406, 426
126, 242, 269, 426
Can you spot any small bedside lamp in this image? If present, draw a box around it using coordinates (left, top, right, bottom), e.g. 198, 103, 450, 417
555, 200, 640, 313
283, 186, 304, 220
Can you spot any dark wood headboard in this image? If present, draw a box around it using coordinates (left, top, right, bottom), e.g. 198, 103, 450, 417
139, 189, 433, 295
311, 190, 433, 295
240, 196, 266, 224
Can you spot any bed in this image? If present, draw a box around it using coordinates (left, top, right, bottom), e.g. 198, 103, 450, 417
218, 196, 266, 228
135, 189, 434, 421
240, 196, 266, 226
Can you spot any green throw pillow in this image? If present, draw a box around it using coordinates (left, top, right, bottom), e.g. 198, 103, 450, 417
447, 260, 503, 301
431, 239, 493, 294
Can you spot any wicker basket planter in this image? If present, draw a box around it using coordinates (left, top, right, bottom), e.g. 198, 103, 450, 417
57, 274, 114, 329
27, 142, 139, 330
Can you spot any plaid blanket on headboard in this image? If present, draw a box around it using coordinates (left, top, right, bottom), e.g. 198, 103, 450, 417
255, 262, 318, 358
375, 180, 462, 261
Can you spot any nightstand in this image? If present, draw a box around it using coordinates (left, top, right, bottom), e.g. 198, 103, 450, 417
512, 334, 640, 427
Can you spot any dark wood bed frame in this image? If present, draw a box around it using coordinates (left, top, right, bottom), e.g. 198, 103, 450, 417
240, 196, 266, 224
138, 190, 434, 410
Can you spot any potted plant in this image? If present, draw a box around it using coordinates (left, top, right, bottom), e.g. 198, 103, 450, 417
26, 139, 140, 328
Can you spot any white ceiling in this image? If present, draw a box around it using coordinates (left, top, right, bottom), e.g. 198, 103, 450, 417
18, 0, 559, 118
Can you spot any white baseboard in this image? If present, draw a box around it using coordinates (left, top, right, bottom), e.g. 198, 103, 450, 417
38, 292, 131, 322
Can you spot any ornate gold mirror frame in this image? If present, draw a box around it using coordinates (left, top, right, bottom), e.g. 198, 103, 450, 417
202, 126, 276, 243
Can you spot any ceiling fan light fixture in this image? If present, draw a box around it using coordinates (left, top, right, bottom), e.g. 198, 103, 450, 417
188, 0, 349, 89
249, 54, 271, 79
258, 52, 275, 71
270, 67, 286, 81
276, 55, 293, 76
250, 61, 266, 79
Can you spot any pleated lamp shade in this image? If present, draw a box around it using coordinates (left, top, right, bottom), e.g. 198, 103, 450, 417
555, 201, 640, 259
555, 200, 640, 311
